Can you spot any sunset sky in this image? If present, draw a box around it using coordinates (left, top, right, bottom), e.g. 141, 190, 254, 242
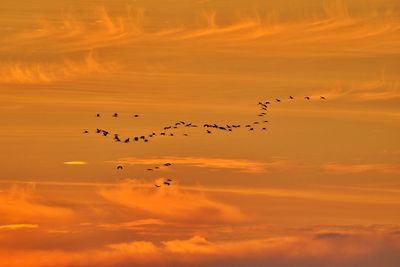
1, 0, 400, 266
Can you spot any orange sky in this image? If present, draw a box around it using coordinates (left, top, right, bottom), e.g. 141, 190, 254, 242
0, 0, 400, 266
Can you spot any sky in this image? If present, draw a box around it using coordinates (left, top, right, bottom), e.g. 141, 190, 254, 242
0, 0, 400, 266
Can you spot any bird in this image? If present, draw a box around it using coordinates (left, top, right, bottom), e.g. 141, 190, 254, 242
206, 130, 212, 134
147, 168, 153, 171
124, 138, 130, 143
183, 133, 188, 136
249, 128, 254, 131
155, 184, 161, 188
320, 96, 326, 100
305, 96, 310, 100
276, 99, 281, 102
102, 131, 109, 136
96, 114, 100, 117
155, 166, 160, 169
164, 163, 172, 166
117, 165, 123, 170
83, 130, 89, 134
166, 178, 172, 182
262, 127, 267, 130
289, 96, 294, 99
134, 114, 139, 117
163, 181, 171, 186
96, 128, 101, 133
113, 113, 118, 117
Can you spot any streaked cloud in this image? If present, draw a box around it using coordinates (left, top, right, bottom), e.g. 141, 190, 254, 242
0, 224, 38, 230
0, 52, 119, 84
63, 161, 88, 165
115, 157, 302, 173
323, 163, 400, 174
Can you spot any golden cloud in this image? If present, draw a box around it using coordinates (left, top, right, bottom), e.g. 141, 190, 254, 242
98, 180, 245, 223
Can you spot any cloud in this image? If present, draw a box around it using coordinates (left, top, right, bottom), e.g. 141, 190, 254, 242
0, 52, 119, 84
100, 218, 165, 231
0, 184, 74, 224
323, 163, 400, 174
63, 161, 88, 165
0, 224, 38, 230
98, 180, 245, 223
0, 228, 400, 267
115, 157, 301, 174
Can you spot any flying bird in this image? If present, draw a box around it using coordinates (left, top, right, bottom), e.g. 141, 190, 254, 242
320, 96, 326, 100
113, 113, 118, 117
83, 130, 89, 134
117, 165, 123, 170
305, 96, 310, 100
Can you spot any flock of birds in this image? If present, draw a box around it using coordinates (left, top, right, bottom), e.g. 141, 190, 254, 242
83, 95, 326, 188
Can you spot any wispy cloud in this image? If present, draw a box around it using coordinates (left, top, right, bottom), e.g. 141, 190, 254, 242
323, 163, 400, 174
63, 161, 88, 165
0, 224, 38, 230
0, 52, 119, 84
98, 180, 245, 223
115, 156, 301, 173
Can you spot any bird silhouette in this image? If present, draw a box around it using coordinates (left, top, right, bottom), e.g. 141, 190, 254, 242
117, 165, 123, 170
96, 114, 100, 117
289, 96, 294, 99
155, 184, 161, 188
124, 138, 130, 143
164, 163, 172, 166
96, 128, 101, 133
305, 96, 310, 100
113, 113, 118, 117
84, 130, 89, 134
164, 181, 171, 186
134, 114, 139, 117
320, 96, 326, 100
276, 99, 281, 102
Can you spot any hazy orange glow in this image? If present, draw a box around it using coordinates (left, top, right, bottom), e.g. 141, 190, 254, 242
0, 0, 399, 266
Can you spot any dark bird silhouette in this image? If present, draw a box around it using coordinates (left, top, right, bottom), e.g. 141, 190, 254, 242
134, 114, 139, 117
96, 114, 100, 117
102, 131, 109, 136
83, 130, 89, 134
96, 128, 101, 133
113, 113, 118, 117
124, 138, 130, 143
164, 181, 171, 186
183, 133, 188, 136
320, 96, 326, 100
262, 127, 267, 130
276, 99, 281, 102
147, 168, 153, 171
134, 137, 139, 141
155, 184, 161, 188
166, 178, 172, 182
305, 96, 310, 100
164, 163, 172, 166
117, 165, 123, 170
289, 96, 294, 99
249, 128, 254, 131
206, 130, 212, 134
155, 166, 160, 169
